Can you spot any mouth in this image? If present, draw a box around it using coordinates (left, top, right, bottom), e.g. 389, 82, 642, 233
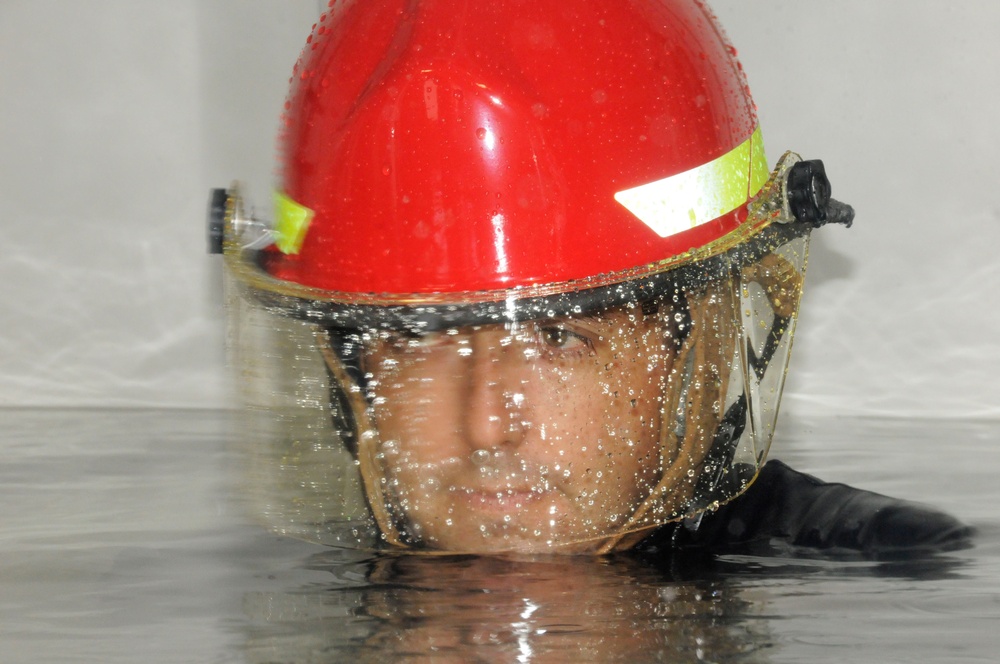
455, 485, 549, 514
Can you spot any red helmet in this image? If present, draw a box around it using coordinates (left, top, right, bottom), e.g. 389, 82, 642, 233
270, 0, 765, 297
214, 0, 851, 553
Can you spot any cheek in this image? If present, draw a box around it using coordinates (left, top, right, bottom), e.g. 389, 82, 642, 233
370, 356, 462, 463
525, 361, 600, 442
531, 358, 663, 486
585, 338, 668, 489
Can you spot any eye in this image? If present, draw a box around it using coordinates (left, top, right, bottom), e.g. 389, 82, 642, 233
536, 325, 591, 351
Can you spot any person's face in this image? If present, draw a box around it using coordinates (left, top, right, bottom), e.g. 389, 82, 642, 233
363, 306, 678, 553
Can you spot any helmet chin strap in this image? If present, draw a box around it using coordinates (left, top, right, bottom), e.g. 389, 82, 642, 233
318, 331, 406, 548
741, 251, 805, 380
597, 280, 742, 553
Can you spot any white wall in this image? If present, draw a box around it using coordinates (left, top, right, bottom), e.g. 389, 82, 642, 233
0, 0, 317, 408
713, 1, 1000, 420
1, 1, 997, 419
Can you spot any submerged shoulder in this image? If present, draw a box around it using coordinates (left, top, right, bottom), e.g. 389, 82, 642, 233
752, 460, 974, 553
644, 460, 975, 558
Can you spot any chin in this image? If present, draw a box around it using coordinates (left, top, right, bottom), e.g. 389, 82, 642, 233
407, 521, 612, 555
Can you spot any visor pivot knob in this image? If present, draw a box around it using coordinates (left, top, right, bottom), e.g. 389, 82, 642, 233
207, 188, 228, 254
787, 160, 831, 225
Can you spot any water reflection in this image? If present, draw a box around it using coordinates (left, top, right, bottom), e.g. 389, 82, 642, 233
238, 541, 982, 663
363, 555, 769, 662
241, 549, 769, 663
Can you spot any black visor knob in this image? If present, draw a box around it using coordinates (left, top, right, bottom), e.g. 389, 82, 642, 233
787, 159, 831, 225
207, 188, 228, 254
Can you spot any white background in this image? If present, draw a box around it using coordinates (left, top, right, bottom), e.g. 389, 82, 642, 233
1, 1, 997, 420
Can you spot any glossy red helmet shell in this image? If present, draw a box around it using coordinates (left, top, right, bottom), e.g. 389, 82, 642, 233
266, 0, 760, 299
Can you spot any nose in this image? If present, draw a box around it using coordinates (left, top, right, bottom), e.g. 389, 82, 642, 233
462, 328, 529, 451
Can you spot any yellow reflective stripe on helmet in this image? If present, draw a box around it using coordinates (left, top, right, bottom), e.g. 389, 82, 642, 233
274, 191, 315, 255
747, 127, 769, 199
614, 126, 767, 239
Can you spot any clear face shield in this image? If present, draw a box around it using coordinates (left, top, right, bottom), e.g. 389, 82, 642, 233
218, 153, 852, 553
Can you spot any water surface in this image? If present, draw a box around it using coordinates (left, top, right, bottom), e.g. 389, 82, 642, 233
2, 409, 997, 662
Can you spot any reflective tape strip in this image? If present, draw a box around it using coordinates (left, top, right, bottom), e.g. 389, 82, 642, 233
614, 126, 767, 238
274, 191, 315, 255
747, 127, 769, 198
